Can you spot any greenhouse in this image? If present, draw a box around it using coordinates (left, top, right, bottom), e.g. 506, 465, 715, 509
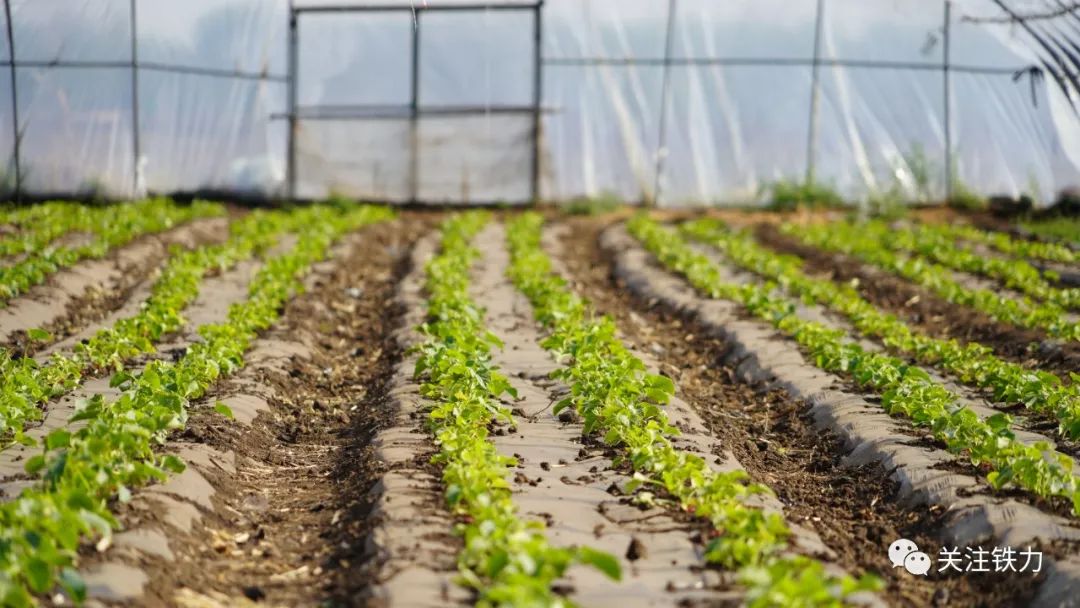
2, 0, 1078, 206
1, 2, 1080, 607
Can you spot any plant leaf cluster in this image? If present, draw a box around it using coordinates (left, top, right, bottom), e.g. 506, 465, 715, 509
930, 222, 1077, 265
787, 221, 1080, 340
0, 208, 310, 445
507, 213, 879, 607
414, 212, 620, 608
0, 203, 108, 258
863, 220, 1080, 311
683, 219, 1080, 439
633, 216, 1080, 519
0, 198, 224, 304
0, 203, 392, 606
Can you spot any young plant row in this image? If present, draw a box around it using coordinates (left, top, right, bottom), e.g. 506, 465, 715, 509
0, 204, 112, 258
785, 221, 1080, 341
1021, 217, 1080, 248
630, 216, 1080, 517
0, 203, 392, 607
0, 201, 94, 229
864, 220, 1080, 311
0, 208, 305, 446
0, 198, 224, 304
682, 219, 1080, 439
925, 221, 1078, 265
413, 212, 619, 607
506, 213, 878, 607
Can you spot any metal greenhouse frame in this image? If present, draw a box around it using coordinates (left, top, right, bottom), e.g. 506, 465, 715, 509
0, 0, 290, 202
0, 0, 1058, 205
284, 1, 545, 204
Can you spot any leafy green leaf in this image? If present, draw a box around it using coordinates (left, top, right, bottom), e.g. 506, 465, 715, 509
552, 398, 572, 415
24, 454, 46, 475
23, 558, 51, 593
26, 328, 51, 342
45, 429, 71, 450
160, 454, 186, 474
213, 402, 234, 419
109, 371, 133, 388
577, 547, 622, 581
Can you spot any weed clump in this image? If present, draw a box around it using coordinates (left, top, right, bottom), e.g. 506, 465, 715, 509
565, 191, 624, 215
764, 178, 846, 211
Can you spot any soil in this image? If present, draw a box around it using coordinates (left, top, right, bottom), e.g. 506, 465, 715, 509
676, 221, 1080, 517
91, 214, 433, 607
0, 215, 230, 356
553, 215, 1042, 608
473, 221, 741, 605
7, 208, 1074, 607
753, 223, 1080, 377
679, 222, 1080, 467
0, 230, 270, 497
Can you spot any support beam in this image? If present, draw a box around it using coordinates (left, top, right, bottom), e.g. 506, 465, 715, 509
130, 0, 141, 199
286, 2, 298, 201
651, 0, 677, 208
944, 0, 954, 203
530, 1, 543, 205
805, 0, 825, 185
3, 0, 18, 201
409, 12, 421, 204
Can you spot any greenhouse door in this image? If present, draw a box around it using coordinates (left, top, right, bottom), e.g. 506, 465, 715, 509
287, 3, 542, 205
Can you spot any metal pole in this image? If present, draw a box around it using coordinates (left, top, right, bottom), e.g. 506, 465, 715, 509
530, 1, 543, 205
3, 0, 19, 202
286, 2, 298, 201
651, 0, 676, 208
943, 0, 953, 203
805, 0, 825, 185
130, 0, 141, 199
409, 13, 420, 204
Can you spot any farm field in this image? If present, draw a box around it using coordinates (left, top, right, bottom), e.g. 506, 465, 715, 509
0, 200, 1078, 607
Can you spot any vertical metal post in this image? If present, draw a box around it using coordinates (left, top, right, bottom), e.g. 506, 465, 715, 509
409, 13, 420, 204
130, 0, 141, 199
3, 0, 19, 202
530, 1, 543, 205
651, 0, 676, 208
943, 0, 953, 203
286, 3, 298, 201
805, 0, 825, 185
